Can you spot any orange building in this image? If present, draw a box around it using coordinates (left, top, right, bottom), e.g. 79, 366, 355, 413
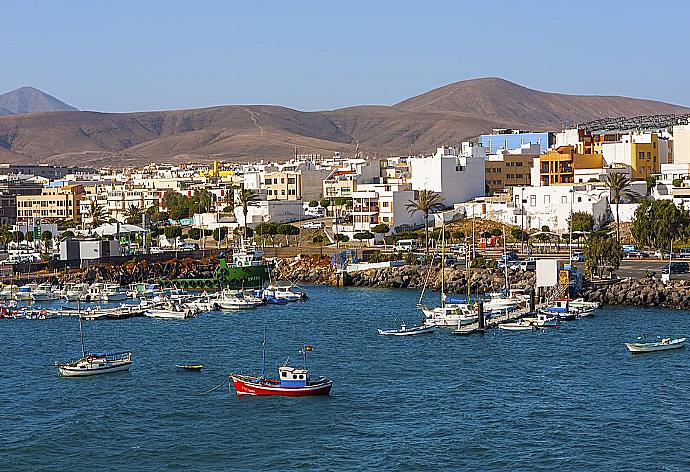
539, 146, 603, 186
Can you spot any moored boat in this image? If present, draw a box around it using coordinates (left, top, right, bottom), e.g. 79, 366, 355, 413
625, 337, 686, 353
229, 339, 332, 397
378, 321, 434, 336
176, 364, 204, 371
499, 319, 536, 331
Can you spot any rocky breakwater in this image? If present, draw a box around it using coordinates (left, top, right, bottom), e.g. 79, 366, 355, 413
582, 276, 690, 309
273, 256, 536, 294
57, 257, 218, 286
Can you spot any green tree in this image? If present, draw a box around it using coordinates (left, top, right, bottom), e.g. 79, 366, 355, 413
673, 178, 683, 188
335, 234, 349, 243
169, 205, 189, 222
405, 190, 444, 253
320, 199, 331, 214
631, 199, 690, 250
308, 200, 319, 208
187, 228, 202, 240
491, 228, 503, 237
25, 231, 34, 243
60, 230, 74, 240
353, 231, 374, 247
277, 224, 300, 246
125, 204, 143, 225
255, 221, 279, 246
164, 226, 182, 240
237, 186, 260, 238
312, 234, 326, 254
568, 211, 594, 239
41, 230, 53, 252
645, 175, 657, 196
452, 230, 465, 242
213, 227, 228, 242
602, 173, 639, 241
584, 236, 622, 278
372, 224, 390, 235
85, 200, 108, 229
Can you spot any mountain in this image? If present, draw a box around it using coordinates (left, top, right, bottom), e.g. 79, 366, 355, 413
394, 77, 689, 128
0, 78, 688, 166
0, 86, 78, 115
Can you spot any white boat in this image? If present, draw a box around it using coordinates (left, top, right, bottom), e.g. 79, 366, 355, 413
102, 284, 128, 302
569, 298, 601, 310
499, 319, 536, 331
84, 283, 105, 302
263, 284, 307, 303
63, 283, 89, 302
145, 302, 196, 319
0, 285, 17, 300
215, 290, 263, 311
523, 313, 560, 328
625, 337, 686, 353
421, 303, 478, 327
32, 283, 58, 302
378, 322, 434, 336
55, 312, 132, 377
15, 284, 36, 301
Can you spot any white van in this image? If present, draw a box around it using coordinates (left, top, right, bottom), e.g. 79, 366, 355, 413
394, 239, 418, 252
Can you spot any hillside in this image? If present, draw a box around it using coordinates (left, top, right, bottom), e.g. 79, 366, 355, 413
0, 86, 78, 115
0, 78, 688, 166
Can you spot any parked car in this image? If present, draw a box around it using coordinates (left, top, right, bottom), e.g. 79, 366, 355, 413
300, 221, 324, 230
662, 262, 690, 274
678, 248, 690, 259
653, 251, 674, 259
625, 250, 648, 259
394, 239, 418, 252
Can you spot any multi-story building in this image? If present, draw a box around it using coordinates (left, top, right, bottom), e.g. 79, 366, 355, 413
349, 183, 422, 236
533, 146, 603, 186
16, 184, 85, 224
480, 129, 554, 154
672, 124, 690, 164
485, 143, 539, 194
408, 146, 485, 205
0, 177, 44, 225
600, 132, 671, 179
322, 158, 381, 199
0, 164, 93, 180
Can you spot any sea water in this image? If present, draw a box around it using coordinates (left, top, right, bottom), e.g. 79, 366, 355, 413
2, 286, 690, 471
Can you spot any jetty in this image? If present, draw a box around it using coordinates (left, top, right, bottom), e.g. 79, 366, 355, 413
451, 305, 532, 335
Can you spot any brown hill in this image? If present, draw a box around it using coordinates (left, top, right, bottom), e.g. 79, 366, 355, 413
0, 78, 688, 166
394, 77, 690, 128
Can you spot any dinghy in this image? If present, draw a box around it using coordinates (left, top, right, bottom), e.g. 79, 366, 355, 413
625, 337, 686, 353
378, 321, 434, 336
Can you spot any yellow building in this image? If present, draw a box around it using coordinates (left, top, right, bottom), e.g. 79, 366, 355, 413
16, 184, 85, 223
539, 146, 603, 186
600, 132, 671, 180
485, 152, 536, 193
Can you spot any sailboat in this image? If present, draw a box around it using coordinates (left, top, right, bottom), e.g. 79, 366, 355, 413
55, 303, 133, 377
418, 225, 477, 327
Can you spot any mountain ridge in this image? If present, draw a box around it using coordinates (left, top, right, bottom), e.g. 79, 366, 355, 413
0, 78, 688, 166
0, 86, 78, 115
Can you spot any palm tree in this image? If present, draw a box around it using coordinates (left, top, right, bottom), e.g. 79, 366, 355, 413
602, 173, 639, 241
86, 199, 108, 230
125, 204, 142, 224
405, 190, 444, 253
237, 186, 260, 238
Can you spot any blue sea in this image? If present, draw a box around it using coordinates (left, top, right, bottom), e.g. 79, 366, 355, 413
2, 286, 690, 471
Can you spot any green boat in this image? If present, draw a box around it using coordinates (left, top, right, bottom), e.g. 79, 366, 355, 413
163, 242, 272, 291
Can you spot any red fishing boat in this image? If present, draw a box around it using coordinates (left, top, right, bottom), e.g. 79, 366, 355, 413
229, 339, 332, 396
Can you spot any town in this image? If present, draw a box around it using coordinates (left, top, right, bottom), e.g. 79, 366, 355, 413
3, 113, 690, 279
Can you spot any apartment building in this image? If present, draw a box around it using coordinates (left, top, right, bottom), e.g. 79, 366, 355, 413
322, 158, 381, 199
600, 132, 671, 179
16, 184, 85, 223
408, 146, 485, 205
349, 183, 422, 236
485, 143, 539, 194
533, 146, 603, 186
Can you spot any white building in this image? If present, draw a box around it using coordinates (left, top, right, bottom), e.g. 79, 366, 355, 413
673, 124, 690, 164
409, 146, 485, 206
349, 183, 424, 238
234, 200, 304, 227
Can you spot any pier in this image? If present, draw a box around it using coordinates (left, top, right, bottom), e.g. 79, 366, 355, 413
451, 305, 533, 335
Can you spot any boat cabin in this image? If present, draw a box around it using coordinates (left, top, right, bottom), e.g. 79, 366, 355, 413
278, 366, 309, 387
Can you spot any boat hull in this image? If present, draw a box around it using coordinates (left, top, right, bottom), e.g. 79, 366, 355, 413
378, 326, 434, 336
625, 338, 686, 353
230, 375, 332, 396
499, 323, 535, 331
57, 361, 132, 377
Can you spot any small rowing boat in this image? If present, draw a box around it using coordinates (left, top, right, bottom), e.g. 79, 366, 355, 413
176, 364, 204, 371
625, 337, 686, 353
378, 321, 434, 336
498, 319, 535, 331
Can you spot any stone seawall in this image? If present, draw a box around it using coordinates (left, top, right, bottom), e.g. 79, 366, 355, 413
581, 277, 690, 309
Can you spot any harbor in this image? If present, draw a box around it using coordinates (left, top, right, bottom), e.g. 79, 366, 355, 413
3, 285, 690, 471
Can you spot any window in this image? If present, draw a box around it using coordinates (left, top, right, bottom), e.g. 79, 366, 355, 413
647, 152, 651, 159
561, 196, 567, 203
516, 162, 523, 167
530, 195, 536, 206
544, 195, 550, 204
639, 152, 645, 159
288, 178, 296, 184
281, 372, 287, 378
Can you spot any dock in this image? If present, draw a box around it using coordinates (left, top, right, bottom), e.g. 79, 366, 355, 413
451, 305, 534, 335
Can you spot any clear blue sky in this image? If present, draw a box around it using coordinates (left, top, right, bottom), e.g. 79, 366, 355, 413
4, 0, 690, 112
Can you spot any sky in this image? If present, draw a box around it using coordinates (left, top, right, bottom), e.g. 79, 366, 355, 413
3, 0, 690, 113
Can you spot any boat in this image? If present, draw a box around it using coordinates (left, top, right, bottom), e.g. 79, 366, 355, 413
229, 340, 332, 397
378, 321, 434, 336
31, 283, 59, 302
262, 284, 308, 303
102, 284, 128, 302
63, 283, 89, 302
166, 237, 273, 291
145, 302, 197, 319
498, 319, 536, 331
0, 285, 17, 300
522, 312, 560, 328
625, 337, 686, 353
15, 284, 36, 301
214, 290, 263, 311
176, 364, 204, 371
54, 310, 132, 377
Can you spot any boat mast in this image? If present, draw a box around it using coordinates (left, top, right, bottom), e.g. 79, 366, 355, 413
78, 299, 85, 358
260, 331, 266, 378
502, 223, 509, 292
441, 223, 445, 308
